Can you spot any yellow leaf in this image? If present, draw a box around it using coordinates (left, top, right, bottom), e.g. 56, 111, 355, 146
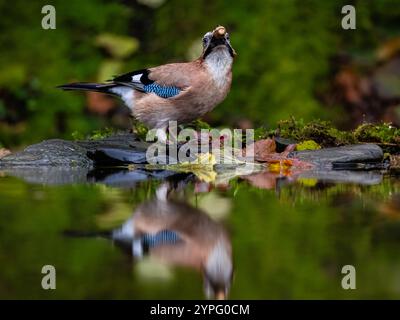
146, 153, 217, 183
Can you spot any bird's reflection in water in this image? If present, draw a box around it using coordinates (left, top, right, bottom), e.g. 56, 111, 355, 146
110, 182, 233, 300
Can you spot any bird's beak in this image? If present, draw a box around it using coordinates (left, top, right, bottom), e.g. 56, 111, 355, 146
209, 26, 236, 57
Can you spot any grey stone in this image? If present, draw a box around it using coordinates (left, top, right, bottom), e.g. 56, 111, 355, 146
0, 133, 148, 168
76, 132, 144, 150
88, 147, 148, 165
1, 167, 89, 185
87, 168, 182, 188
296, 170, 383, 185
0, 132, 181, 185
289, 144, 383, 168
0, 139, 92, 168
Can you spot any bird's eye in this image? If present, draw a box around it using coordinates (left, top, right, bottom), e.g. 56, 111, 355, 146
202, 37, 209, 46
225, 33, 230, 41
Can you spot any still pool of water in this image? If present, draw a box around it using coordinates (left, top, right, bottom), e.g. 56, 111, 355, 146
0, 169, 399, 299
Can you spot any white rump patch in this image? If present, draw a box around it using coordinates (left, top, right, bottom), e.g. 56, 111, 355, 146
110, 86, 135, 110
112, 218, 135, 241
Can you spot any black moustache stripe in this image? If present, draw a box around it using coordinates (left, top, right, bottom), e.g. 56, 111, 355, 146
203, 41, 235, 59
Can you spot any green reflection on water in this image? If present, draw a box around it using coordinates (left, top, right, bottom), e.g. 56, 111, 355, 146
0, 175, 399, 299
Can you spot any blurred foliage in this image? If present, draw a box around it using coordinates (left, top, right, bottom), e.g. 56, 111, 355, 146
95, 33, 139, 59
0, 0, 399, 147
0, 0, 132, 146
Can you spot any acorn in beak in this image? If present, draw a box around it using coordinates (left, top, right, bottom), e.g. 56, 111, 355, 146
213, 26, 226, 38
202, 25, 236, 58
210, 26, 228, 47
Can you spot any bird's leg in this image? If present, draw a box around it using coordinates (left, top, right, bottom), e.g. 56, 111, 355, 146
155, 182, 171, 201
155, 126, 168, 145
156, 125, 185, 146
128, 115, 135, 133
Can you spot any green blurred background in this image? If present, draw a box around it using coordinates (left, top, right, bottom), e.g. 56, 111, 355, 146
0, 0, 400, 147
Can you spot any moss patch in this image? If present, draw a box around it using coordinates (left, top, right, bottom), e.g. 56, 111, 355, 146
71, 127, 117, 141
262, 118, 400, 153
131, 120, 149, 141
296, 140, 321, 151
273, 118, 354, 146
353, 123, 400, 144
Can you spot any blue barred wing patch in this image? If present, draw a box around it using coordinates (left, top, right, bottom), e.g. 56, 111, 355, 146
143, 83, 181, 98
142, 230, 181, 248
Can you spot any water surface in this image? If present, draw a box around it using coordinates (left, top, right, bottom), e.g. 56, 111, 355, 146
0, 169, 399, 299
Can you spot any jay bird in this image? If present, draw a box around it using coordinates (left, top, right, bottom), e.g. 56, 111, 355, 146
111, 182, 233, 300
58, 26, 236, 143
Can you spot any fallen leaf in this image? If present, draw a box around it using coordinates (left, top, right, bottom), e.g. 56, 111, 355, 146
146, 153, 217, 183
243, 138, 276, 161
0, 148, 11, 159
390, 154, 400, 169
281, 144, 297, 155
268, 159, 293, 174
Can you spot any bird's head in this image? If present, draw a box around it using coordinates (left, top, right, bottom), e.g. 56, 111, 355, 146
202, 240, 233, 300
201, 26, 236, 59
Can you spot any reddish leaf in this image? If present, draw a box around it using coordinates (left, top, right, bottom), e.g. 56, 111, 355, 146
244, 138, 276, 161
0, 148, 11, 159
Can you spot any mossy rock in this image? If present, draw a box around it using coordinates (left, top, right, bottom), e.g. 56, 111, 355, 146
353, 123, 400, 144
266, 118, 400, 153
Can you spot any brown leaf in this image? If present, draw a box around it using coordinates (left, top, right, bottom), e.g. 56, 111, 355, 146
390, 155, 400, 169
0, 148, 11, 159
281, 143, 297, 155
244, 138, 276, 161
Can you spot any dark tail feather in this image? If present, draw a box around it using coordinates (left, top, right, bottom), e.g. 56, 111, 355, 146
63, 229, 135, 255
63, 229, 112, 239
57, 82, 117, 94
